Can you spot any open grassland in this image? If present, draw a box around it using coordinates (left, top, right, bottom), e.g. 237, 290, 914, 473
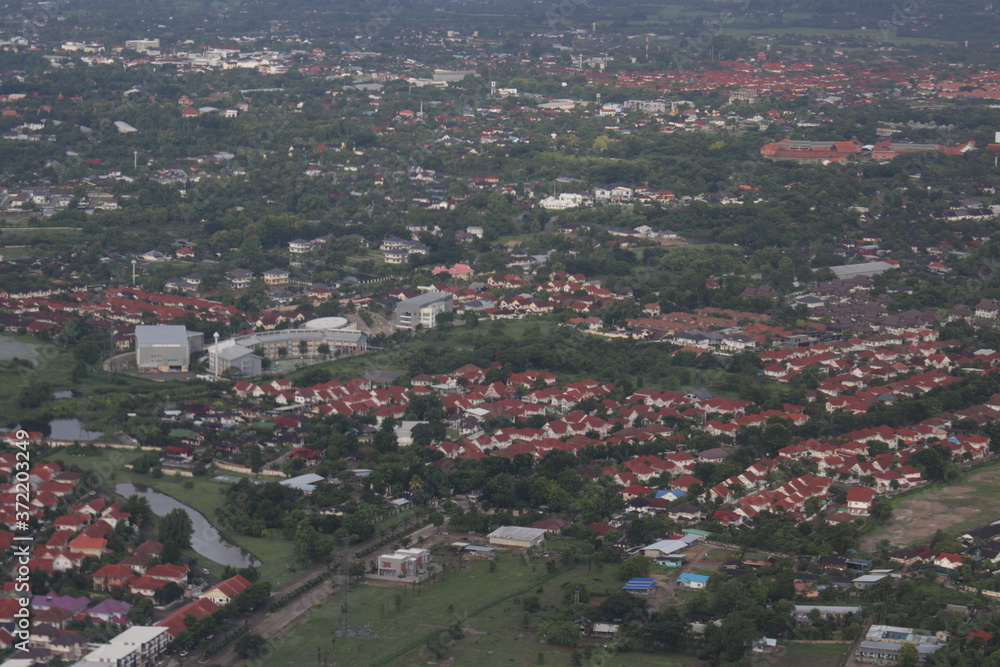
261, 550, 701, 667
774, 642, 852, 667
292, 318, 563, 383
294, 316, 731, 396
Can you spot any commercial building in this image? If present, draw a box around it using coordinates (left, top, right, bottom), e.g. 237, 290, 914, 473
134, 325, 203, 373
78, 625, 171, 667
124, 38, 160, 53
829, 261, 898, 280
207, 318, 366, 377
486, 526, 547, 548
394, 292, 453, 329
376, 548, 432, 578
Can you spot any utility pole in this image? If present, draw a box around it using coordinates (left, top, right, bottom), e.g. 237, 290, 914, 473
339, 536, 352, 630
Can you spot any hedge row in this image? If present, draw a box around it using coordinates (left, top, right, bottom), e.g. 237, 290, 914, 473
203, 625, 249, 658
269, 572, 331, 612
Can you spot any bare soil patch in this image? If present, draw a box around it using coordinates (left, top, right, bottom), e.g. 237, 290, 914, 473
860, 468, 1000, 550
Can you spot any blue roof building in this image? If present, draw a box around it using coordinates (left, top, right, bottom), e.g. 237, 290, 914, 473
622, 578, 657, 595
677, 573, 710, 589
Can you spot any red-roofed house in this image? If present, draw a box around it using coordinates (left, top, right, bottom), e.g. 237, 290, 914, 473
199, 574, 252, 606
156, 598, 219, 637
92, 563, 134, 591
934, 553, 964, 570
619, 484, 651, 500
845, 486, 877, 516
67, 535, 107, 558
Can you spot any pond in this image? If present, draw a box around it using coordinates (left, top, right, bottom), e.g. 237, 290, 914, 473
0, 336, 41, 361
115, 482, 261, 568
48, 419, 103, 442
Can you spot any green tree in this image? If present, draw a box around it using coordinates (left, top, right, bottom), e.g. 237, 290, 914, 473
154, 582, 184, 605
234, 633, 268, 659
157, 508, 193, 562
619, 556, 652, 581
596, 591, 648, 622
245, 444, 263, 473
373, 420, 398, 454
540, 621, 579, 648
18, 380, 51, 409
897, 642, 919, 667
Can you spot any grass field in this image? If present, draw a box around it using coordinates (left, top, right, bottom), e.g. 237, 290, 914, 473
861, 458, 1000, 550
0, 333, 192, 432
261, 548, 700, 667
292, 318, 562, 382
293, 316, 728, 395
774, 642, 851, 667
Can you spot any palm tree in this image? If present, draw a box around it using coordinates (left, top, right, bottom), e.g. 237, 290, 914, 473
409, 476, 424, 495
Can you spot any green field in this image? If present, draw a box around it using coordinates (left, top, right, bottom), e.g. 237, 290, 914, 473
0, 333, 193, 432
292, 316, 729, 395
774, 642, 851, 667
291, 318, 563, 382
261, 550, 700, 667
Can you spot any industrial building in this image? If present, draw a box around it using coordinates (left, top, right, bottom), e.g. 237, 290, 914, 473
829, 261, 898, 280
486, 526, 547, 548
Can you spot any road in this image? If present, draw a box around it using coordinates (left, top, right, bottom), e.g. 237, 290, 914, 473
164, 520, 441, 666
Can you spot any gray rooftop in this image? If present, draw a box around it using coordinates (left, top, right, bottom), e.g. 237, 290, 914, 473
794, 605, 861, 614
280, 473, 326, 492
398, 291, 452, 308
830, 261, 897, 279
110, 625, 169, 644
487, 526, 547, 542
135, 325, 189, 347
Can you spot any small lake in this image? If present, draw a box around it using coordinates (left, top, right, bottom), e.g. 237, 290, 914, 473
48, 419, 103, 442
0, 336, 40, 361
115, 482, 261, 568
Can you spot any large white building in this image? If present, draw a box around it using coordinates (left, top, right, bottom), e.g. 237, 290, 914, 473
539, 192, 592, 210
134, 325, 203, 373
394, 292, 453, 329
124, 38, 160, 53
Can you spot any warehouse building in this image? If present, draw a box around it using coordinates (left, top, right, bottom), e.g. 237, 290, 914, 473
486, 526, 547, 548
135, 325, 203, 373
